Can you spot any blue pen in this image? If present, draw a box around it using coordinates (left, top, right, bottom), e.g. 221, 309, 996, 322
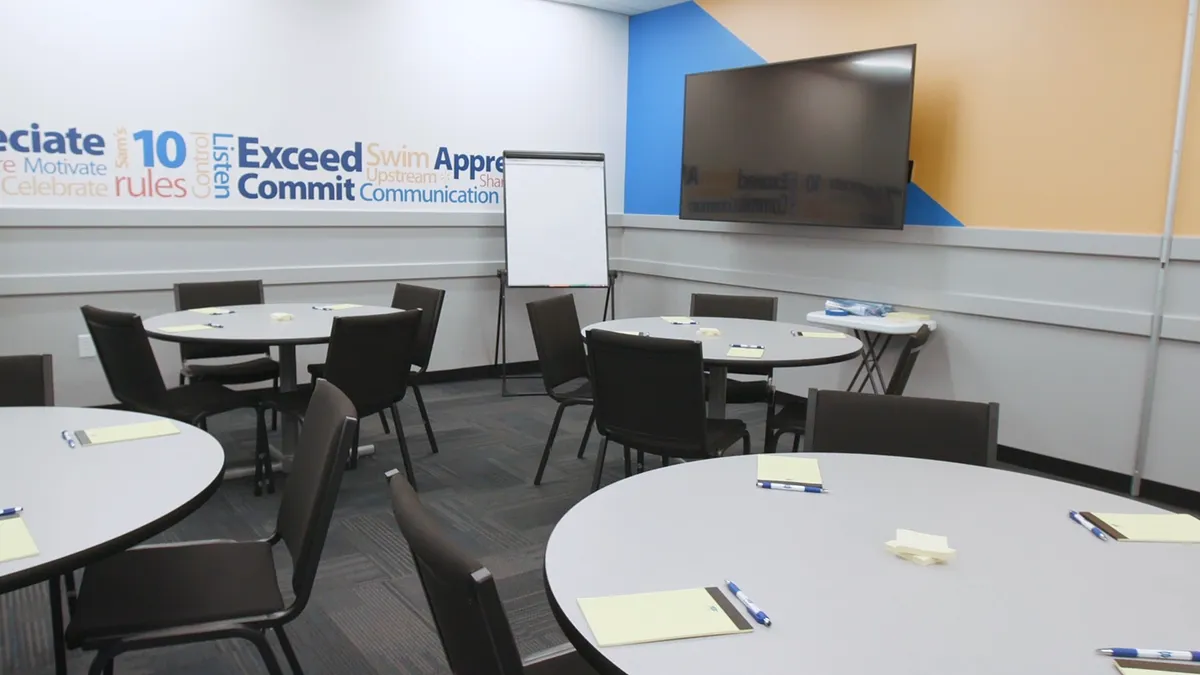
757, 481, 827, 494
60, 430, 76, 448
1069, 511, 1109, 541
725, 580, 771, 626
206, 322, 224, 328
0, 507, 22, 518
1098, 649, 1200, 661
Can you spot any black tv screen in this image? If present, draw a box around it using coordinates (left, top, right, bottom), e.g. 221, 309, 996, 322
680, 45, 916, 230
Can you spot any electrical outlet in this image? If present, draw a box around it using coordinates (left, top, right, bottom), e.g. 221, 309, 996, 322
77, 334, 96, 359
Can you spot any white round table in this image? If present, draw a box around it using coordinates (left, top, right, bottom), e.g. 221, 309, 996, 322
544, 454, 1198, 675
144, 302, 397, 456
583, 317, 862, 417
0, 407, 224, 674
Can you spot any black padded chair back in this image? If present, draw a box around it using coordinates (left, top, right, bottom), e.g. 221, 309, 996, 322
886, 324, 932, 395
690, 293, 777, 321
324, 309, 423, 416
391, 282, 446, 371
803, 389, 999, 466
174, 280, 269, 361
80, 305, 169, 411
0, 354, 53, 406
388, 470, 525, 675
276, 379, 358, 610
586, 329, 709, 458
527, 295, 588, 391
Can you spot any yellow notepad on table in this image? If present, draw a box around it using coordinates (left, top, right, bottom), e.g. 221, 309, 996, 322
189, 307, 233, 315
661, 316, 696, 325
158, 324, 215, 333
318, 303, 362, 310
615, 330, 648, 336
578, 587, 753, 647
757, 455, 822, 487
726, 346, 764, 358
1081, 512, 1200, 543
1114, 659, 1200, 674
77, 420, 180, 446
796, 331, 846, 339
0, 517, 39, 563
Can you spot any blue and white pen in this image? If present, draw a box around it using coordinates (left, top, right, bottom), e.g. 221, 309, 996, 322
757, 481, 827, 494
1069, 511, 1108, 541
0, 507, 23, 518
725, 579, 771, 626
206, 322, 224, 328
60, 430, 76, 448
1098, 649, 1200, 661
731, 344, 763, 350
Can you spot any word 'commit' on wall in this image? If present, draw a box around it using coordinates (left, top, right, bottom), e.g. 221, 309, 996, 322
0, 124, 508, 207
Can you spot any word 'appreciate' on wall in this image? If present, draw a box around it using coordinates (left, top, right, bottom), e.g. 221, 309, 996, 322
0, 123, 508, 208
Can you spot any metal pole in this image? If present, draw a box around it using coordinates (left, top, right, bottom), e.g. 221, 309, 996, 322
1131, 0, 1198, 497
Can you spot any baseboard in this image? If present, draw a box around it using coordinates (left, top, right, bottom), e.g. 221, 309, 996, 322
1138, 480, 1200, 513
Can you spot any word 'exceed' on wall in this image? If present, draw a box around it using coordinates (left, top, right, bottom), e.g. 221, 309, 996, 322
0, 123, 509, 210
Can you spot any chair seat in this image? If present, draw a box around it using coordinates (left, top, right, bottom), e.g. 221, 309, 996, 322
183, 357, 279, 385
771, 392, 809, 433
523, 648, 598, 675
705, 418, 749, 455
550, 378, 591, 403
65, 541, 285, 647
159, 382, 262, 423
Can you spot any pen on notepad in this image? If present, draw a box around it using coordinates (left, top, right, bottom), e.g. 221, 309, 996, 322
0, 507, 22, 518
1069, 511, 1108, 541
60, 430, 76, 448
1098, 649, 1200, 661
725, 580, 771, 626
757, 481, 826, 494
731, 344, 763, 349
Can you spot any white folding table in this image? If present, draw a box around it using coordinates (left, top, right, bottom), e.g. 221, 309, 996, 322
804, 311, 937, 393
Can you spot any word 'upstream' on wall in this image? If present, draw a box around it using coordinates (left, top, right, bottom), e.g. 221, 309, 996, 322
0, 123, 508, 210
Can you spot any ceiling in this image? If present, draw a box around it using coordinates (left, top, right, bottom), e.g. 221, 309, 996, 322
548, 0, 689, 15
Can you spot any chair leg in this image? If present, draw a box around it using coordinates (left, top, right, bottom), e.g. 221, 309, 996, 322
623, 445, 632, 477
255, 406, 270, 496
766, 428, 786, 454
244, 629, 286, 675
63, 570, 78, 615
391, 404, 417, 489
662, 454, 670, 468
379, 411, 391, 435
88, 651, 116, 675
577, 407, 595, 459
742, 431, 751, 455
533, 402, 568, 486
271, 378, 279, 431
347, 423, 360, 470
412, 383, 439, 454
792, 434, 801, 452
590, 437, 610, 492
273, 626, 305, 675
636, 449, 645, 474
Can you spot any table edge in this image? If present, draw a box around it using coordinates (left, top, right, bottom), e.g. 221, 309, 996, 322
544, 566, 629, 675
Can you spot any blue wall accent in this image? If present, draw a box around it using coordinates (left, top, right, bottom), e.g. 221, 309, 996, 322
623, 1, 962, 227
625, 2, 763, 216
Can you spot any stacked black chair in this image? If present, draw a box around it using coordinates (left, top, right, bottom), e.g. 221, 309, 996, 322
65, 379, 359, 675
585, 329, 750, 492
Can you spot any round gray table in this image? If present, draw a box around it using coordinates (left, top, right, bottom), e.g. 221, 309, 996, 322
545, 454, 1199, 675
0, 407, 224, 674
144, 302, 397, 456
582, 317, 862, 417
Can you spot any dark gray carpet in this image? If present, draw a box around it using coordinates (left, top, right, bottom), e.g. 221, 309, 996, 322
1, 378, 769, 675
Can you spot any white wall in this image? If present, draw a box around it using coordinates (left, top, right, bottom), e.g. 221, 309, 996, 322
0, 0, 629, 405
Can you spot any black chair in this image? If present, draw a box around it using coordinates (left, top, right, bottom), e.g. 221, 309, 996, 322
690, 293, 778, 446
526, 295, 596, 486
271, 310, 424, 486
65, 379, 359, 675
803, 388, 999, 466
585, 329, 750, 492
174, 280, 279, 429
768, 324, 932, 452
309, 282, 446, 453
387, 468, 597, 675
0, 353, 53, 406
81, 305, 274, 494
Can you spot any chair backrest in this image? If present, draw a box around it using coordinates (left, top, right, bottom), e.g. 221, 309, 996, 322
391, 282, 447, 371
276, 379, 358, 611
173, 280, 269, 361
803, 388, 999, 466
526, 295, 588, 391
885, 324, 931, 395
586, 329, 710, 458
388, 470, 526, 675
80, 306, 169, 411
690, 293, 778, 321
0, 354, 53, 406
323, 310, 423, 416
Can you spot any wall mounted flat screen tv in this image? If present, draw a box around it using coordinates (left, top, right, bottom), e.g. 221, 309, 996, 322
680, 45, 916, 230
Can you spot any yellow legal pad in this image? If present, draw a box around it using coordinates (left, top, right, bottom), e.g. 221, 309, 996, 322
1082, 512, 1200, 543
726, 347, 764, 358
77, 420, 180, 446
158, 324, 215, 333
757, 455, 822, 487
577, 587, 753, 647
0, 517, 39, 563
189, 307, 232, 315
321, 303, 362, 310
1114, 659, 1200, 674
661, 316, 695, 324
799, 331, 846, 339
